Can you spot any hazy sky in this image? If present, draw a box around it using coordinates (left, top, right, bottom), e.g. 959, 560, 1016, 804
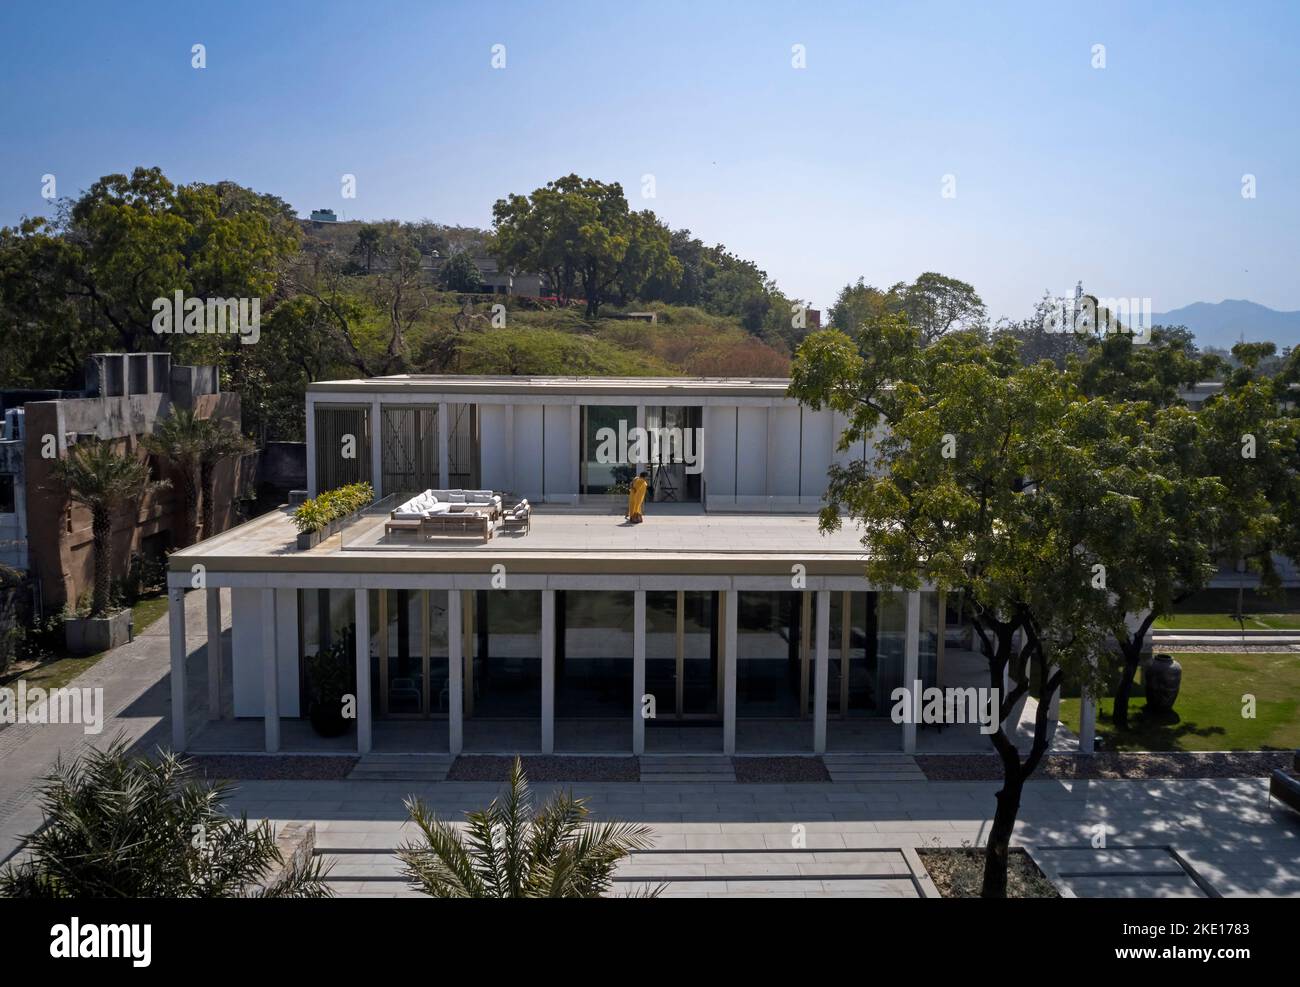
2, 0, 1297, 320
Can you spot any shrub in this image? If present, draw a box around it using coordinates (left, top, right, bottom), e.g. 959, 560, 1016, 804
291, 482, 374, 533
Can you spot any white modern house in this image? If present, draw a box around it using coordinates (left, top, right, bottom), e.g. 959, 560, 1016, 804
167, 375, 1089, 758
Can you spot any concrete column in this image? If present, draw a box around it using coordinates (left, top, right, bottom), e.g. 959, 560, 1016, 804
633, 590, 646, 754
262, 588, 279, 753
814, 589, 829, 754
448, 589, 463, 754
635, 404, 647, 476
354, 590, 371, 754
438, 401, 450, 488
370, 398, 383, 497
504, 405, 515, 493
723, 589, 738, 754
570, 403, 581, 501
902, 590, 920, 754
205, 587, 222, 720
168, 588, 187, 751
541, 589, 556, 753
305, 396, 317, 497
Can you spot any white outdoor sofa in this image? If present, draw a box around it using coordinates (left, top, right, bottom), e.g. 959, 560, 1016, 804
385, 489, 503, 542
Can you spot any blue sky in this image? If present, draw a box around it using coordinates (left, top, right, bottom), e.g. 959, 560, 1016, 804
1, 0, 1298, 320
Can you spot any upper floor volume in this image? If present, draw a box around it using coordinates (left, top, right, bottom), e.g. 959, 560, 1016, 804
306, 375, 877, 512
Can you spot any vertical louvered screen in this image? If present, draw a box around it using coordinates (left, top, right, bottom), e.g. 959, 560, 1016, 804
314, 405, 372, 492
381, 405, 439, 497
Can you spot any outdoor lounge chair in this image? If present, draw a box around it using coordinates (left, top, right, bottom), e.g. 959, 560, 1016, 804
500, 499, 531, 535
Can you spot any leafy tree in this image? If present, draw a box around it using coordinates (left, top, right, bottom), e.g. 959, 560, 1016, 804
48, 438, 168, 616
0, 167, 299, 384
141, 408, 206, 546
894, 271, 986, 343
492, 175, 680, 317
790, 319, 1159, 896
438, 249, 484, 293
828, 278, 894, 333
351, 223, 382, 274
0, 736, 332, 898
398, 757, 657, 897
199, 421, 254, 540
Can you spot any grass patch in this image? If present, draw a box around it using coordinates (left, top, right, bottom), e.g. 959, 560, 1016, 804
1152, 612, 1300, 630
1058, 651, 1300, 752
0, 593, 169, 693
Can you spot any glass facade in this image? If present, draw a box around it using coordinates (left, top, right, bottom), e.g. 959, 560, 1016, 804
580, 405, 637, 495
735, 591, 804, 718
556, 590, 634, 717
298, 588, 356, 711
644, 590, 719, 719
467, 590, 542, 718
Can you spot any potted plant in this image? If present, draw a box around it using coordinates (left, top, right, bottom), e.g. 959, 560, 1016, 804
292, 482, 374, 549
49, 438, 168, 654
306, 627, 355, 737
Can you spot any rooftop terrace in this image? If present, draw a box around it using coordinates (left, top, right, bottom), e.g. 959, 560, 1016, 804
170, 502, 873, 577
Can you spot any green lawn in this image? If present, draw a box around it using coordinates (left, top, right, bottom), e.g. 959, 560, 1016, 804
1153, 612, 1300, 630
0, 594, 170, 693
1058, 651, 1300, 752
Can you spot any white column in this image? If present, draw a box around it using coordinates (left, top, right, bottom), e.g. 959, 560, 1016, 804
504, 405, 515, 493
570, 403, 581, 502
1078, 685, 1097, 754
633, 590, 646, 754
902, 590, 920, 754
541, 589, 556, 753
369, 398, 383, 497
354, 590, 371, 754
438, 401, 450, 488
723, 589, 737, 755
168, 587, 187, 750
262, 588, 279, 753
814, 589, 829, 754
448, 590, 463, 754
205, 587, 222, 720
635, 404, 647, 476
305, 394, 317, 497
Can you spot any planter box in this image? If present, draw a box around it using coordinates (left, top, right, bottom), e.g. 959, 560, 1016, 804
296, 507, 366, 550
64, 609, 133, 655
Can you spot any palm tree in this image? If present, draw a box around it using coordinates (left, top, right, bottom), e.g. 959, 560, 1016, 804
48, 438, 166, 617
198, 423, 253, 539
141, 407, 204, 545
398, 757, 659, 898
0, 736, 332, 898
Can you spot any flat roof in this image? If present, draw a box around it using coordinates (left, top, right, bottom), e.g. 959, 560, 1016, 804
170, 505, 873, 577
308, 374, 795, 398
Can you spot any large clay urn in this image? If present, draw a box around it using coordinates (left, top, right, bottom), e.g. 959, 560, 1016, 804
1143, 653, 1183, 712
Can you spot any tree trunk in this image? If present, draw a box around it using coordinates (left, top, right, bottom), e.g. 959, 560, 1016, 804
982, 775, 1024, 898
91, 506, 112, 617
1112, 613, 1156, 731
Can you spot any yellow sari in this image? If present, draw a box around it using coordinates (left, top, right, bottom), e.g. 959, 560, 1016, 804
627, 476, 648, 521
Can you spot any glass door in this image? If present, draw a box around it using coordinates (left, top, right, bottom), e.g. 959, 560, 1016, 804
380, 590, 426, 717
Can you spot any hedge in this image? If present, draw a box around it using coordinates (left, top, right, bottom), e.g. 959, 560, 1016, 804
291, 482, 374, 533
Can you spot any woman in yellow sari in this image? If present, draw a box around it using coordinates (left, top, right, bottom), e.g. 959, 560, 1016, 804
626, 471, 649, 524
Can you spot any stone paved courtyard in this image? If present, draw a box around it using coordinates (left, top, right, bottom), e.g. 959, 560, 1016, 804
221, 773, 1299, 898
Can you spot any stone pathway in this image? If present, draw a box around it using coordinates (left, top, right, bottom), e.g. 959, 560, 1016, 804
640, 755, 736, 783
823, 753, 926, 783
215, 773, 1300, 898
0, 588, 221, 864
347, 755, 452, 783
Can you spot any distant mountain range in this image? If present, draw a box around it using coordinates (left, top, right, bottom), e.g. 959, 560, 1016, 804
1152, 300, 1300, 351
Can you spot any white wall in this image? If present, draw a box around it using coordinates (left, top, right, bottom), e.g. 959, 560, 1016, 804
512, 405, 544, 500
231, 588, 300, 717
478, 404, 509, 491
800, 408, 835, 503
766, 406, 801, 499
704, 406, 737, 500
735, 407, 769, 497
542, 405, 576, 501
